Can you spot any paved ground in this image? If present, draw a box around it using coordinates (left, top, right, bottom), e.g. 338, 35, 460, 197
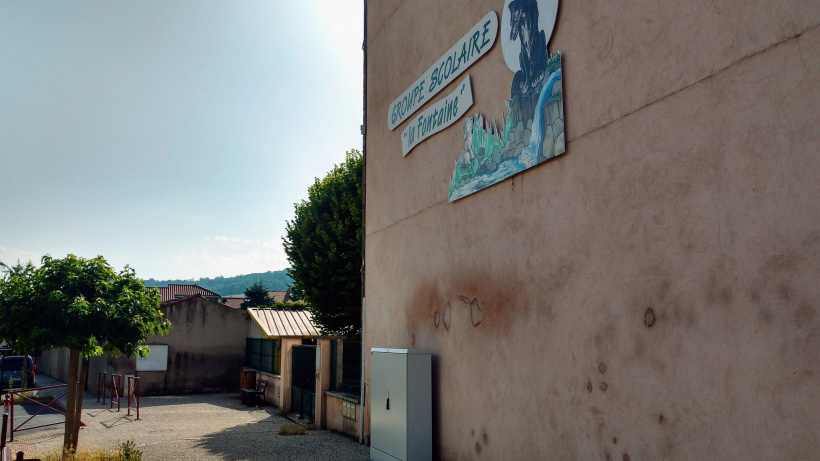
6, 376, 369, 460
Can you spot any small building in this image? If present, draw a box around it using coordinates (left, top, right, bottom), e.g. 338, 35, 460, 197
39, 290, 249, 396
243, 307, 362, 439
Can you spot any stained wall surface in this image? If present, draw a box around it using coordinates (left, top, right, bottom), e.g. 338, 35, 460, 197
364, 0, 820, 459
72, 297, 248, 396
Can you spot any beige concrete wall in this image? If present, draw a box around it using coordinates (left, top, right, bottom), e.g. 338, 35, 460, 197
365, 0, 820, 459
138, 297, 249, 394
254, 370, 282, 408
325, 394, 361, 439
42, 297, 250, 396
36, 347, 71, 383
279, 338, 302, 410
315, 339, 332, 428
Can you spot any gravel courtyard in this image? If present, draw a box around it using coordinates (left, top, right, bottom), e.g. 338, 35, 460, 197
7, 390, 368, 461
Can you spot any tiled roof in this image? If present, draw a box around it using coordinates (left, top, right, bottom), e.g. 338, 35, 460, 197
221, 296, 245, 309
248, 308, 321, 338
153, 284, 220, 303
267, 291, 290, 303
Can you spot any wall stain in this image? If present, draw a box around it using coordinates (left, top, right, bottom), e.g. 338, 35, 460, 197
410, 271, 529, 338
623, 454, 630, 461
599, 382, 608, 392
644, 307, 656, 327
758, 308, 773, 326
587, 382, 593, 393
599, 362, 607, 373
613, 437, 617, 444
451, 271, 529, 336
779, 283, 793, 302
406, 279, 443, 343
794, 303, 816, 329
589, 406, 601, 415
721, 286, 734, 304
459, 295, 483, 327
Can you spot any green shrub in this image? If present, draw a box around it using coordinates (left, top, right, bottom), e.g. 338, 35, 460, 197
115, 440, 142, 461
278, 422, 306, 436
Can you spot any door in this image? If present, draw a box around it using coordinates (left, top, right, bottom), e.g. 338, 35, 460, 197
290, 345, 316, 421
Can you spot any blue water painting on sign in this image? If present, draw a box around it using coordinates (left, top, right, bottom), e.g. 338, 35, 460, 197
449, 0, 564, 202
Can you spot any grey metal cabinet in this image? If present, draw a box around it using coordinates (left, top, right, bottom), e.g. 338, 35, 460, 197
370, 348, 432, 461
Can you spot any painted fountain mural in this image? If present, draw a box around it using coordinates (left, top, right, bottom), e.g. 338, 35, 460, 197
448, 0, 564, 201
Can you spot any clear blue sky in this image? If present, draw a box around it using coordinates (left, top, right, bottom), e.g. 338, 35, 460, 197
0, 1, 364, 280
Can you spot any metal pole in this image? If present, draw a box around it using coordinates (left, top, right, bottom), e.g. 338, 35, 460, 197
9, 392, 14, 442
135, 378, 140, 420
359, 0, 368, 445
1, 395, 9, 449
1, 413, 7, 451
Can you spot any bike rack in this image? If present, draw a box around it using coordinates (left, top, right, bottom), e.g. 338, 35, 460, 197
97, 372, 107, 404
126, 376, 140, 420
110, 374, 122, 412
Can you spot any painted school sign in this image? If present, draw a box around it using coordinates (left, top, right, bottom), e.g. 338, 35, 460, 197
386, 11, 498, 131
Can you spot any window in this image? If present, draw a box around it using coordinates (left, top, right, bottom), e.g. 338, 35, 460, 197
245, 338, 281, 374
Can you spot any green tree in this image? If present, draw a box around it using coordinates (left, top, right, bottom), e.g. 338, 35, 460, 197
283, 150, 362, 336
0, 261, 40, 389
0, 255, 169, 457
241, 280, 272, 309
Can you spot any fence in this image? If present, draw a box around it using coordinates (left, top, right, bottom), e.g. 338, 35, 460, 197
5, 384, 68, 442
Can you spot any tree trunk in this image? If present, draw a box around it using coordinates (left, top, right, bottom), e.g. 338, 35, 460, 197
62, 349, 80, 458
20, 349, 28, 390
69, 358, 88, 449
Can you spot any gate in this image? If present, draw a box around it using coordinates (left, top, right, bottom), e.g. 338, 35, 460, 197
290, 345, 316, 421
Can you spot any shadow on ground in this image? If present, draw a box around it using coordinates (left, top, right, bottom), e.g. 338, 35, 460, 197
192, 412, 367, 461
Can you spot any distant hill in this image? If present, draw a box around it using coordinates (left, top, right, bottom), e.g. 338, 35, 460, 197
143, 270, 293, 296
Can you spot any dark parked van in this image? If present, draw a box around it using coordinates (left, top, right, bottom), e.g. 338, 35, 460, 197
0, 355, 36, 390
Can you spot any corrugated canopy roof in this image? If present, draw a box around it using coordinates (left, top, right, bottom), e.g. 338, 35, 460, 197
248, 308, 321, 338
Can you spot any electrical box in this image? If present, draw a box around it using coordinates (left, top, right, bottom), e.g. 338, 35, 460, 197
370, 348, 432, 461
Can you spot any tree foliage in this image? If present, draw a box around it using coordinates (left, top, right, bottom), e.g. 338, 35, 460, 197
0, 261, 42, 354
31, 255, 169, 357
283, 150, 362, 337
241, 280, 272, 309
0, 254, 169, 456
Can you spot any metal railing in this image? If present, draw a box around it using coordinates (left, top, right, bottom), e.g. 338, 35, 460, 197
110, 374, 122, 412
96, 372, 107, 405
5, 385, 68, 442
126, 377, 140, 420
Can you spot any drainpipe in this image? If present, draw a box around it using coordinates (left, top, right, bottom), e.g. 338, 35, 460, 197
359, 0, 368, 446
